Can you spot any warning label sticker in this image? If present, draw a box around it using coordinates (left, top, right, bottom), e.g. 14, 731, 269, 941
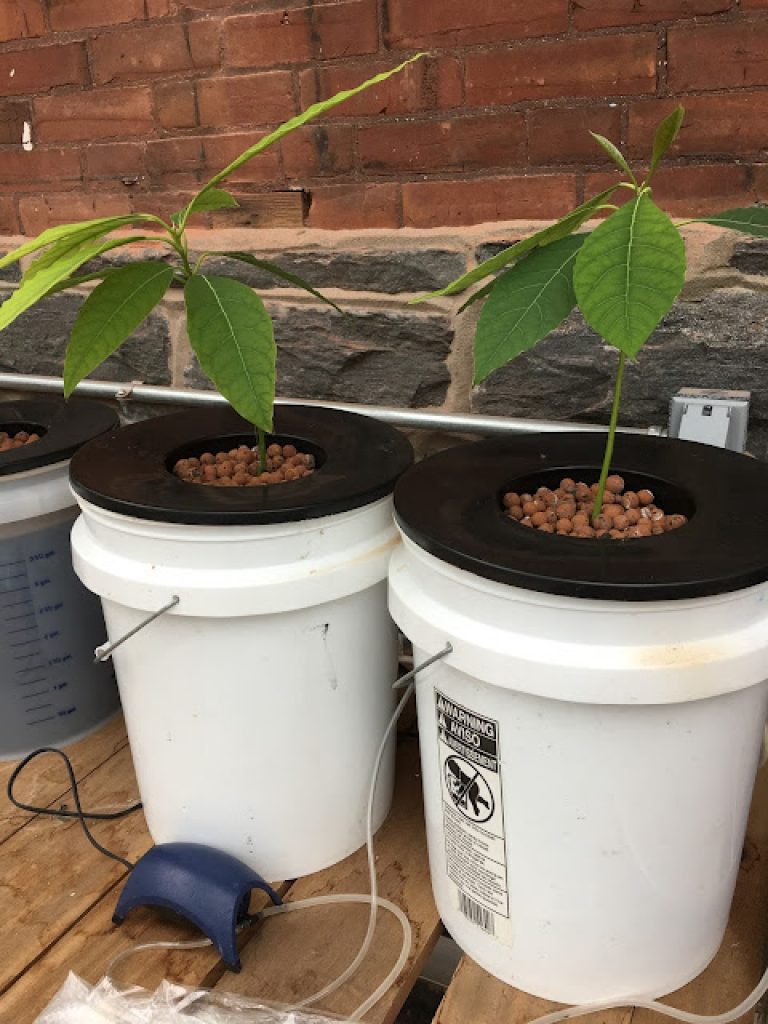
436, 691, 512, 943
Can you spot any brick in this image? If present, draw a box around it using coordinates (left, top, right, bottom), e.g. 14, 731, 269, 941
85, 142, 146, 180
386, 0, 567, 48
35, 87, 154, 142
528, 105, 623, 164
585, 164, 753, 216
48, 0, 143, 30
465, 35, 657, 105
0, 99, 30, 146
177, 0, 240, 7
668, 21, 768, 91
0, 0, 45, 42
0, 43, 88, 97
307, 182, 401, 229
282, 125, 354, 179
359, 114, 526, 174
741, 0, 768, 7
753, 165, 768, 199
224, 9, 312, 68
202, 132, 281, 182
155, 80, 197, 130
629, 93, 768, 157
0, 196, 18, 234
19, 193, 132, 234
146, 137, 204, 181
196, 73, 294, 130
573, 0, 729, 30
402, 174, 577, 228
146, 0, 175, 13
224, 2, 378, 67
299, 56, 463, 119
0, 147, 81, 187
188, 18, 221, 68
312, 0, 378, 59
91, 24, 197, 85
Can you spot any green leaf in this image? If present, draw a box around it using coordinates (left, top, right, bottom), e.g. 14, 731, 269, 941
590, 132, 636, 183
0, 236, 156, 334
412, 185, 618, 302
63, 262, 175, 397
219, 252, 344, 315
181, 53, 425, 230
0, 215, 143, 272
184, 275, 275, 432
699, 207, 768, 237
573, 194, 686, 357
179, 188, 239, 222
22, 224, 150, 286
457, 278, 496, 314
649, 105, 684, 180
473, 234, 587, 384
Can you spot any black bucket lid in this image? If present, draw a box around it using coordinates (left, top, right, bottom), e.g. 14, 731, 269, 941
394, 431, 768, 602
0, 397, 118, 477
69, 404, 414, 525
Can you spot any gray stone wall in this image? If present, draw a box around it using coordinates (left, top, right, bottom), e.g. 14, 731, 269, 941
1, 222, 767, 456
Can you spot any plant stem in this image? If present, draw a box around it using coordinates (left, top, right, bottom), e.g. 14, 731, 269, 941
257, 428, 267, 475
591, 353, 626, 527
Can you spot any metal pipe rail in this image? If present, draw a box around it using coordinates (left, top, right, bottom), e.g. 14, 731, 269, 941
0, 371, 662, 438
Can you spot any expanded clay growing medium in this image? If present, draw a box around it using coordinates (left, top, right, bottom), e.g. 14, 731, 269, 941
504, 474, 688, 539
173, 443, 315, 486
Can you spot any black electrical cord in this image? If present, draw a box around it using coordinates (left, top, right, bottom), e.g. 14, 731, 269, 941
7, 746, 142, 871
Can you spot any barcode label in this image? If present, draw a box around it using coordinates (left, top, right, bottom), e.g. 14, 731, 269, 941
458, 891, 496, 935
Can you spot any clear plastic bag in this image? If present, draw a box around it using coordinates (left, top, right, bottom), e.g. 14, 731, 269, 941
34, 973, 354, 1024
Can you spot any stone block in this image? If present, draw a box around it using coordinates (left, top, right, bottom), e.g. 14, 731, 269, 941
194, 247, 467, 295
0, 290, 171, 385
185, 303, 453, 408
473, 288, 768, 458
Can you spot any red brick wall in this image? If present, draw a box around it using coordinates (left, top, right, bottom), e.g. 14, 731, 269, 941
0, 0, 765, 235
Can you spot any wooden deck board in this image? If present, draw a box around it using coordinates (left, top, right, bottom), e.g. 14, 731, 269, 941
0, 714, 128, 845
2, 717, 768, 1024
0, 743, 144, 999
214, 735, 441, 1024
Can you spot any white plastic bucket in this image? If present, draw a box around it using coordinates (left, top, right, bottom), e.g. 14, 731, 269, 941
389, 432, 768, 1003
0, 400, 118, 758
390, 537, 768, 1002
69, 401, 414, 881
72, 494, 400, 880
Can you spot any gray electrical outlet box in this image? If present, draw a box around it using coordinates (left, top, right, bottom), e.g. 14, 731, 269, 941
668, 389, 750, 452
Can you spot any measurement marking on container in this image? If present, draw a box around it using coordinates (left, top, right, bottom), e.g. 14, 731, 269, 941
21, 691, 50, 700
0, 560, 24, 568
7, 625, 39, 635
0, 573, 27, 582
15, 662, 44, 670
11, 638, 42, 648
3, 599, 33, 609
17, 677, 48, 687
2, 586, 31, 596
7, 612, 35, 622
28, 715, 56, 725
25, 703, 53, 713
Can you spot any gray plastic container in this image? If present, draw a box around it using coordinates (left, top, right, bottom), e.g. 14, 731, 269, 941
0, 399, 119, 758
